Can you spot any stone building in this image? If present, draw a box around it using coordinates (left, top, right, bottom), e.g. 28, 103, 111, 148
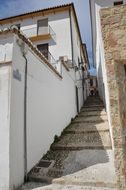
90, 0, 126, 188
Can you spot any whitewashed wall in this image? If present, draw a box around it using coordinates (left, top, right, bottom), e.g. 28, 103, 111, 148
70, 10, 81, 66
0, 35, 14, 62
0, 64, 11, 190
7, 34, 84, 189
0, 35, 13, 190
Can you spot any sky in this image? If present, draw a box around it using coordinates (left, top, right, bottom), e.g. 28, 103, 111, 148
0, 0, 93, 67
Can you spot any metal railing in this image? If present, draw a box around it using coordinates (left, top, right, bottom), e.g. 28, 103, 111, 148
36, 47, 58, 70
22, 25, 56, 41
48, 51, 58, 69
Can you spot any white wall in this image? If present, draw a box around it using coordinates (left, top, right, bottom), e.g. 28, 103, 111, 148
70, 10, 81, 66
0, 35, 14, 62
0, 64, 11, 190
26, 49, 77, 171
8, 34, 83, 189
9, 36, 26, 190
0, 35, 13, 190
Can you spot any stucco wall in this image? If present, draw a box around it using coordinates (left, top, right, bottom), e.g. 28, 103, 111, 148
0, 64, 11, 190
9, 37, 26, 189
8, 33, 85, 189
0, 35, 14, 62
70, 10, 81, 66
0, 34, 13, 190
100, 4, 126, 187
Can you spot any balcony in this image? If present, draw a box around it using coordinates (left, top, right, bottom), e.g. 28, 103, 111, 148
22, 25, 56, 42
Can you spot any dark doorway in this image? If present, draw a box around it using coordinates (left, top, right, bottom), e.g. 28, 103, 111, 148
37, 43, 48, 60
114, 1, 123, 6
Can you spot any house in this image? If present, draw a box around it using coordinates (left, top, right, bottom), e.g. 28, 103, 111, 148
90, 0, 126, 187
0, 3, 89, 190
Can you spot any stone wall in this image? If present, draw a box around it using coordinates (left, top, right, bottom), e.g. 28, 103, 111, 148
100, 5, 126, 188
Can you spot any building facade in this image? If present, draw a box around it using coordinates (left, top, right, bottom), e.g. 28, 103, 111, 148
90, 0, 126, 188
89, 0, 126, 150
0, 4, 89, 190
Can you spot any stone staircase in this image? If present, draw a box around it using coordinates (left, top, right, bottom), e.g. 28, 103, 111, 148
20, 96, 117, 190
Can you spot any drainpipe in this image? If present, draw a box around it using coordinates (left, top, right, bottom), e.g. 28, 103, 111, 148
82, 66, 85, 105
16, 37, 28, 182
22, 53, 28, 182
69, 9, 74, 65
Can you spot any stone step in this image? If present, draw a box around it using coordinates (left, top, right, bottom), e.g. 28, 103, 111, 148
86, 100, 102, 102
52, 132, 112, 150
28, 174, 53, 184
53, 181, 117, 189
81, 107, 105, 112
51, 145, 112, 151
84, 104, 104, 107
79, 110, 107, 117
28, 184, 117, 190
74, 115, 108, 123
28, 168, 64, 184
84, 101, 103, 104
85, 99, 103, 101
85, 100, 102, 103
83, 105, 104, 108
18, 182, 48, 190
50, 182, 117, 190
47, 168, 63, 178
65, 122, 109, 134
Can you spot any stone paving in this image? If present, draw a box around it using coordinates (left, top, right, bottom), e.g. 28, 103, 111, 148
20, 183, 118, 190
19, 96, 117, 190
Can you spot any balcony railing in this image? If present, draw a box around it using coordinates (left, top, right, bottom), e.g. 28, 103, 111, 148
36, 47, 58, 70
48, 51, 58, 69
22, 25, 56, 42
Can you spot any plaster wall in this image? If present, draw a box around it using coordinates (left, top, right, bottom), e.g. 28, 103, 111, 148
0, 64, 11, 190
0, 35, 13, 190
0, 35, 14, 62
9, 34, 81, 189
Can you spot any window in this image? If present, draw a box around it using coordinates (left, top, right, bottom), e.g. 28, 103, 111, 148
37, 18, 48, 35
37, 43, 48, 59
114, 1, 123, 6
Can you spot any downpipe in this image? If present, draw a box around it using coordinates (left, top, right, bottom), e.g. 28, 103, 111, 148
22, 53, 28, 182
